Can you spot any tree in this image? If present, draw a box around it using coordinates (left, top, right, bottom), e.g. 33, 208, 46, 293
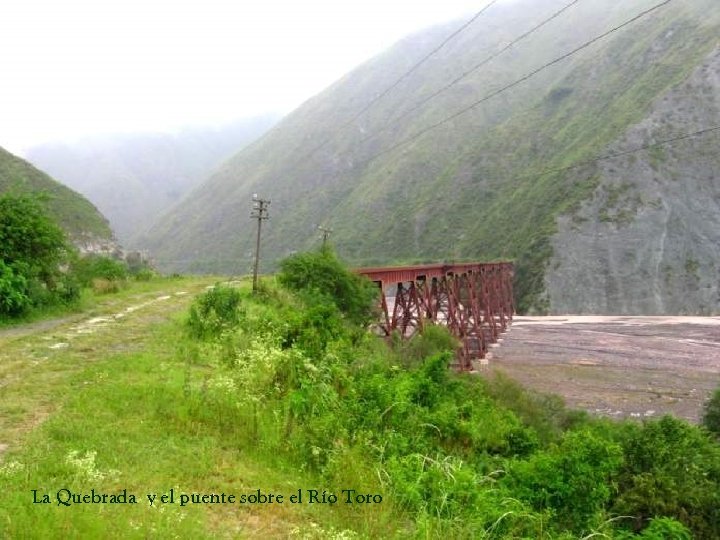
0, 192, 78, 315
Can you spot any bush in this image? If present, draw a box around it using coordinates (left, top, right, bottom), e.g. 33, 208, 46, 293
612, 415, 720, 538
638, 517, 692, 539
615, 517, 692, 540
133, 268, 154, 282
73, 255, 128, 287
277, 246, 378, 326
484, 372, 588, 445
187, 284, 243, 339
394, 324, 459, 367
703, 386, 720, 438
506, 429, 623, 532
0, 260, 30, 316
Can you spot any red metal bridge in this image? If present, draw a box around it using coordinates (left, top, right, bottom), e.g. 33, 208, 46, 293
356, 262, 515, 370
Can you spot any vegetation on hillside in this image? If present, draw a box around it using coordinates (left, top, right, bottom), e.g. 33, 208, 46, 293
175, 249, 720, 537
0, 146, 112, 241
0, 192, 152, 321
704, 386, 720, 438
0, 192, 79, 316
1, 250, 718, 537
143, 0, 720, 313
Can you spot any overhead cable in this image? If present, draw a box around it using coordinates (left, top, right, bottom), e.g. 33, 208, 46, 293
301, 1, 500, 161
360, 0, 585, 144
354, 0, 674, 168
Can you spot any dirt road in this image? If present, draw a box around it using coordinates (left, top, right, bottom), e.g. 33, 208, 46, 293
0, 277, 217, 454
489, 316, 720, 423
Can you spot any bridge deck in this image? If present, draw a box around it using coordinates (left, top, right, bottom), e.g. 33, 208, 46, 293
356, 262, 513, 291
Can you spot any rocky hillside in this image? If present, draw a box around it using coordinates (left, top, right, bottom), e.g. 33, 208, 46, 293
547, 45, 720, 314
141, 0, 719, 314
0, 146, 114, 251
25, 115, 279, 245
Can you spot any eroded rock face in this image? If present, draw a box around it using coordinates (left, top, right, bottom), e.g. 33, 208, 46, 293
72, 233, 122, 257
546, 47, 720, 315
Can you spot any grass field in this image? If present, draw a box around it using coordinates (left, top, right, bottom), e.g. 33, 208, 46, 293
0, 277, 391, 538
2, 271, 719, 539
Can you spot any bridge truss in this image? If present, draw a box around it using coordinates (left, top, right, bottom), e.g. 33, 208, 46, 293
356, 262, 514, 370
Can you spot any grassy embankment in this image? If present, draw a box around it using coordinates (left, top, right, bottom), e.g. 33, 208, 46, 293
1, 259, 719, 538
0, 276, 394, 538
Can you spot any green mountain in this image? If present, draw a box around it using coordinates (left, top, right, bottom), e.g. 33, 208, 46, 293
142, 0, 720, 314
0, 146, 113, 248
25, 115, 279, 245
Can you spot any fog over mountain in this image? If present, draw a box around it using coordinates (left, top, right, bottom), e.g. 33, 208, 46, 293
25, 114, 280, 245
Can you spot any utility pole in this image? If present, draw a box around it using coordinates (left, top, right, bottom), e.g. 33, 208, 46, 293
318, 225, 332, 248
250, 194, 270, 293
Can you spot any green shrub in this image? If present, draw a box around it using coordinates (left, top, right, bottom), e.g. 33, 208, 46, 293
0, 260, 30, 316
55, 272, 81, 304
73, 255, 128, 286
278, 246, 378, 326
612, 415, 720, 538
0, 192, 68, 275
285, 302, 346, 357
0, 192, 78, 315
485, 371, 588, 445
639, 517, 692, 539
703, 386, 720, 438
395, 324, 459, 367
133, 268, 154, 281
615, 517, 692, 539
187, 284, 243, 339
506, 429, 623, 532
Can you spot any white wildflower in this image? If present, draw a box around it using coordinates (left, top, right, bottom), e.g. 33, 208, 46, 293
65, 450, 119, 482
0, 461, 25, 476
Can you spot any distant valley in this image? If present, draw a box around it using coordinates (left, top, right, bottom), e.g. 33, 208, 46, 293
25, 114, 280, 246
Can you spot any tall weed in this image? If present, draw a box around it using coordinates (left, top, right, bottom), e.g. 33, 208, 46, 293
186, 284, 243, 339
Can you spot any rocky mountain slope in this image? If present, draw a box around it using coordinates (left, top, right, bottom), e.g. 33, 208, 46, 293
547, 45, 720, 314
25, 115, 279, 245
141, 0, 719, 314
0, 146, 114, 251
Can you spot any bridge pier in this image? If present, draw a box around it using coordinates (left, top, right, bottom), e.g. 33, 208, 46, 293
356, 262, 514, 370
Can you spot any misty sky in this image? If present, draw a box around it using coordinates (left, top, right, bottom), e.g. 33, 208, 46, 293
0, 0, 521, 154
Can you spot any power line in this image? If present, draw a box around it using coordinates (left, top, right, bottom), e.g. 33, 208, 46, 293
349, 1, 500, 123
148, 120, 718, 270
352, 0, 674, 169
300, 1, 500, 162
151, 124, 717, 272
358, 0, 584, 145
523, 124, 720, 181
